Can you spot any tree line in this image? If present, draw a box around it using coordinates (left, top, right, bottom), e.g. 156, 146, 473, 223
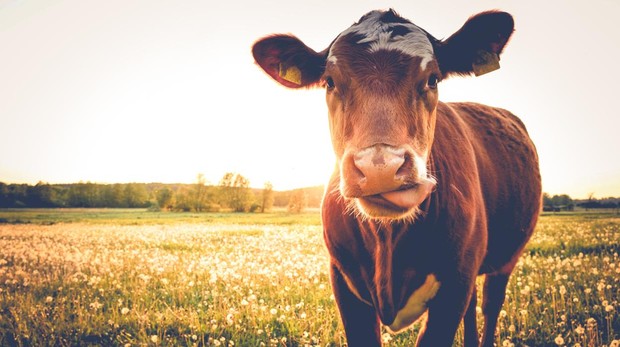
542, 193, 620, 212
0, 173, 323, 213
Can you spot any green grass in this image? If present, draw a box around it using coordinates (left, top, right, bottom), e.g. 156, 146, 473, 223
0, 208, 322, 226
0, 210, 618, 346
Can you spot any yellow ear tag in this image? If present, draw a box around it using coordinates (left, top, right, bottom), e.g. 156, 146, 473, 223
278, 63, 302, 85
472, 50, 500, 77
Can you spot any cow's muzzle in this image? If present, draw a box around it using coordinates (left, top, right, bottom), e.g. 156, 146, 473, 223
340, 144, 435, 217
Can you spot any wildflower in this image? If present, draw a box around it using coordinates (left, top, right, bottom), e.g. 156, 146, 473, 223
554, 334, 565, 345
500, 310, 507, 318
508, 325, 516, 333
89, 300, 103, 310
605, 305, 614, 313
150, 335, 158, 343
381, 333, 393, 344
574, 325, 585, 335
121, 307, 130, 315
610, 340, 619, 347
559, 285, 567, 296
270, 308, 277, 315
45, 296, 53, 303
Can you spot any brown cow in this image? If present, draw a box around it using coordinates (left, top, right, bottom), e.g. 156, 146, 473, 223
253, 9, 541, 347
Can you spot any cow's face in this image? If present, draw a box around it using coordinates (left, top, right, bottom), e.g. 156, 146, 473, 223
253, 9, 513, 221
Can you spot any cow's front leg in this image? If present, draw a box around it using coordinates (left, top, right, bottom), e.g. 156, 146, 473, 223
415, 275, 476, 347
330, 264, 381, 346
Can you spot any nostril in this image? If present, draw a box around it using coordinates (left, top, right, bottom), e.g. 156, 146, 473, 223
344, 153, 366, 183
395, 151, 414, 179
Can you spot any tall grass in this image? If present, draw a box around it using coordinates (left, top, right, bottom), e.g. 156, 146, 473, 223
0, 212, 617, 346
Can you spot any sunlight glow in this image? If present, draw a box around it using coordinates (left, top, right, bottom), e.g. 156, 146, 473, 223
0, 0, 619, 197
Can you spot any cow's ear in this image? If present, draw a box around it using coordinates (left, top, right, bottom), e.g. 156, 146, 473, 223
252, 34, 327, 88
435, 11, 514, 78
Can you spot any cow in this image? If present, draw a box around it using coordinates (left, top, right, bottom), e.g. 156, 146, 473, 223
252, 8, 541, 347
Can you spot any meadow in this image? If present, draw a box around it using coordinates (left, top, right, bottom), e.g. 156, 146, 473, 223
0, 209, 618, 346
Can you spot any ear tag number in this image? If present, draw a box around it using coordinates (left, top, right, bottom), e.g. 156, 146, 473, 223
278, 63, 302, 85
472, 50, 500, 76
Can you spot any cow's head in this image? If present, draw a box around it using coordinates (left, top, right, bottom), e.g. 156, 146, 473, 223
253, 9, 513, 221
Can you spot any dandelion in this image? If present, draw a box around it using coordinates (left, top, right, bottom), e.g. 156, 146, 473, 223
555, 334, 565, 346
150, 335, 158, 343
121, 307, 130, 315
270, 308, 277, 315
500, 310, 507, 318
605, 305, 614, 313
574, 325, 585, 335
559, 285, 567, 296
45, 296, 53, 303
89, 300, 103, 310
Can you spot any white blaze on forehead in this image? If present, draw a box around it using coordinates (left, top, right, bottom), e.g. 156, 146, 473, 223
328, 10, 435, 70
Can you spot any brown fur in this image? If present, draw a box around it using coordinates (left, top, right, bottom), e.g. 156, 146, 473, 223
252, 9, 541, 347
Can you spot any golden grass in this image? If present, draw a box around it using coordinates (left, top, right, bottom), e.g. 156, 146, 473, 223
0, 212, 617, 346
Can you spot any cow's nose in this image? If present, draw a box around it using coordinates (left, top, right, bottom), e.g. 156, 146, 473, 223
342, 144, 413, 197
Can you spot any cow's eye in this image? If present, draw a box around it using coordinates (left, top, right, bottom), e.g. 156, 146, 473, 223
427, 74, 439, 89
325, 76, 335, 90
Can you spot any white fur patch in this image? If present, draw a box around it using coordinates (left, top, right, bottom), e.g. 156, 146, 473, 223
388, 273, 441, 333
328, 11, 434, 70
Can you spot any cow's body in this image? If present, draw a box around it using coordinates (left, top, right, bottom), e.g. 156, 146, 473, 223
323, 101, 540, 345
253, 8, 541, 346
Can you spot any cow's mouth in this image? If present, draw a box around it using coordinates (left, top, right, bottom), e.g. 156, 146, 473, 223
355, 177, 436, 220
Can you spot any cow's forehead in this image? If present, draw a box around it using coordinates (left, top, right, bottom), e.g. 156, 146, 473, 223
328, 10, 435, 70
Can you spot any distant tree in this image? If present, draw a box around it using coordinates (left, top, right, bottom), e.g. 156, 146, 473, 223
124, 184, 148, 208
156, 187, 174, 211
173, 187, 192, 211
261, 182, 274, 213
67, 182, 99, 207
0, 182, 8, 207
29, 182, 58, 207
543, 192, 552, 207
219, 172, 253, 212
287, 189, 307, 213
189, 173, 208, 212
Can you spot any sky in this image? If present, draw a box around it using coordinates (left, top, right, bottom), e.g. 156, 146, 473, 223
0, 0, 619, 198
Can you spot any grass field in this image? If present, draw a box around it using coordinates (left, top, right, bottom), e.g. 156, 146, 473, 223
0, 209, 618, 346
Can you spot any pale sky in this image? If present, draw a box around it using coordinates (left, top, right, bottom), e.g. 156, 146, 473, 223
1, 0, 619, 198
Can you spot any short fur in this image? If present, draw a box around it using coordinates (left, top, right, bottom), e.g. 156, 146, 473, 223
252, 8, 540, 347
